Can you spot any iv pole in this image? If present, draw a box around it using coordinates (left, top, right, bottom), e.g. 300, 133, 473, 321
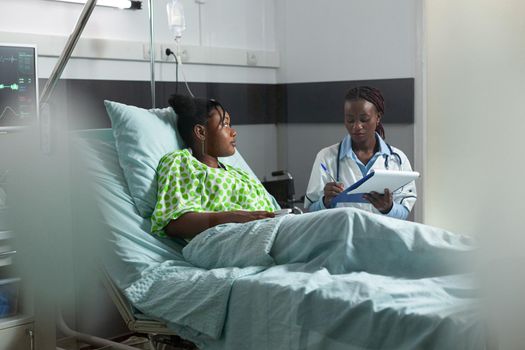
38, 0, 156, 153
39, 0, 156, 109
148, 0, 156, 108
39, 0, 97, 154
39, 0, 97, 107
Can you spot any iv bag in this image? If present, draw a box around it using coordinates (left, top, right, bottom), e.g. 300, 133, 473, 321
167, 0, 186, 39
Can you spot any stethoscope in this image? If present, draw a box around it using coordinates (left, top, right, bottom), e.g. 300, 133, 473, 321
304, 138, 404, 205
335, 140, 403, 181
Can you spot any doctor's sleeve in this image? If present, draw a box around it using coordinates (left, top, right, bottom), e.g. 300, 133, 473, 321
304, 151, 330, 211
391, 152, 417, 215
385, 202, 410, 220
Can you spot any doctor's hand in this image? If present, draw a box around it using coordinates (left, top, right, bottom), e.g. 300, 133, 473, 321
363, 189, 393, 214
323, 182, 344, 208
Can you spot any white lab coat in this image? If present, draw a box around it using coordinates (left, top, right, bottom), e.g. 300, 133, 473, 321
304, 140, 417, 215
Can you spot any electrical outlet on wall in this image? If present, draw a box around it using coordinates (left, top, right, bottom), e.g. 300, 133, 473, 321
247, 51, 258, 66
180, 49, 189, 63
161, 45, 190, 63
142, 44, 151, 60
160, 45, 171, 61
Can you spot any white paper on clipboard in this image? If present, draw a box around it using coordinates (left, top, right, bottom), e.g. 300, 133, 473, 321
347, 169, 420, 194
332, 169, 420, 204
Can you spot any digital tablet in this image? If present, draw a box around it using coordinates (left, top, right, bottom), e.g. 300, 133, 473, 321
332, 169, 420, 204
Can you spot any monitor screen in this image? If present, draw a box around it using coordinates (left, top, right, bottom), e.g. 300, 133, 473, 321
0, 44, 38, 130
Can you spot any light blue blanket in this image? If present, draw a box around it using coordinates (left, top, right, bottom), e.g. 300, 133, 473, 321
125, 217, 284, 339
183, 208, 474, 278
210, 265, 485, 350
125, 261, 267, 339
183, 217, 285, 269
126, 207, 481, 347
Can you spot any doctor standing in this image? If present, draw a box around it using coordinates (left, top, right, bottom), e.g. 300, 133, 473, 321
304, 86, 417, 219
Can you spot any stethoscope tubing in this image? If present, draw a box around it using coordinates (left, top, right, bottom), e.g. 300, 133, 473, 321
336, 140, 402, 181
304, 140, 404, 205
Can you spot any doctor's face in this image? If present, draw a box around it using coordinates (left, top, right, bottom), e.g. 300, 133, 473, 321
344, 99, 380, 144
205, 108, 237, 157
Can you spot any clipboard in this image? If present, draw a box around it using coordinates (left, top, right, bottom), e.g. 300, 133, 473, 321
331, 169, 420, 205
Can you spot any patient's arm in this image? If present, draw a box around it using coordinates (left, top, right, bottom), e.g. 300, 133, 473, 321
165, 210, 275, 239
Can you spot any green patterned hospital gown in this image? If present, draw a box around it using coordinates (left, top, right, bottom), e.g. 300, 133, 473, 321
151, 149, 275, 237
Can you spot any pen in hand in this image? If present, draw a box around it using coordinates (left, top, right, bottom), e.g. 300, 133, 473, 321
320, 163, 337, 183
320, 163, 344, 208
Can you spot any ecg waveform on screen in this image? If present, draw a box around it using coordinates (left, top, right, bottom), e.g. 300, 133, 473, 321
0, 83, 19, 91
0, 106, 20, 122
0, 56, 17, 64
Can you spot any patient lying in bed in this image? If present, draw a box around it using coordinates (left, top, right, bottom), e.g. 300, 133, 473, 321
153, 94, 473, 279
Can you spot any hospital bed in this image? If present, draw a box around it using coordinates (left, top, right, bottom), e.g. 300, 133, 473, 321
99, 266, 195, 349
72, 101, 490, 350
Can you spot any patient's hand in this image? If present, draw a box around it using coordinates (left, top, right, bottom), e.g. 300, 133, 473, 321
226, 210, 276, 223
323, 182, 344, 208
166, 210, 276, 239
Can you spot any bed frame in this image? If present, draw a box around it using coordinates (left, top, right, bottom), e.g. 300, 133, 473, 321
100, 267, 197, 350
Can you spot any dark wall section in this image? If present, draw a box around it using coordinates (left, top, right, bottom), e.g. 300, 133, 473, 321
284, 78, 414, 124
40, 78, 413, 129
160, 82, 280, 125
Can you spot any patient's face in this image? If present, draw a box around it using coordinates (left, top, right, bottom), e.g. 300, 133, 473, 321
344, 99, 380, 145
205, 108, 237, 157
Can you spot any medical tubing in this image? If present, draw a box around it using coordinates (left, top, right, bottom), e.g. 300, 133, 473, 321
166, 46, 193, 97
175, 39, 194, 97
179, 60, 194, 97
174, 38, 180, 94
57, 313, 138, 350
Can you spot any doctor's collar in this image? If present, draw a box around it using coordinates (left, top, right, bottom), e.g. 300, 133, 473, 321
339, 133, 391, 160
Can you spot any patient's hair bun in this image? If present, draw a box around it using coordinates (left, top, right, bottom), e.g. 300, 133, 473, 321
168, 94, 196, 119
169, 94, 211, 148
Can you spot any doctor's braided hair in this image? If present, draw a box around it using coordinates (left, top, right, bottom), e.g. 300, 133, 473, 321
345, 86, 386, 139
168, 94, 226, 148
